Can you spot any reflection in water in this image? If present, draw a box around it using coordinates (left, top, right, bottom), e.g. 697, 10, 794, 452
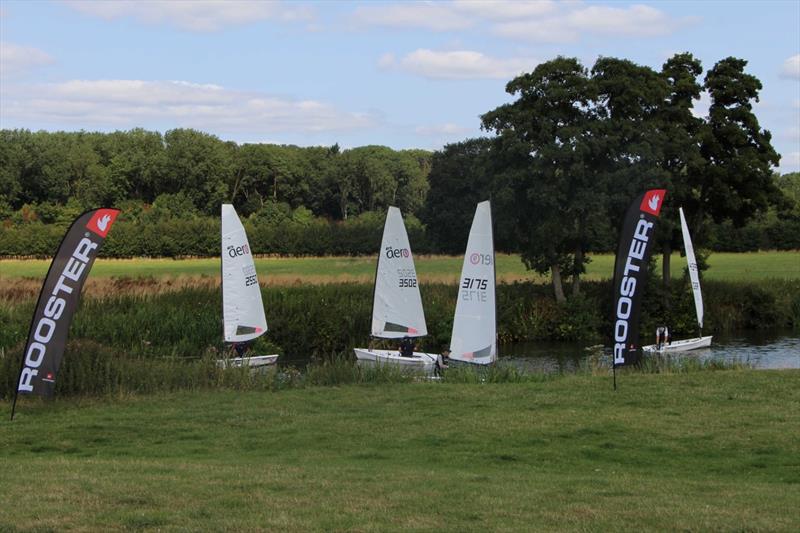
499, 330, 800, 373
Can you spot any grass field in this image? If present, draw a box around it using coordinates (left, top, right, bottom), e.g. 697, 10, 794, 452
1, 370, 798, 531
1, 251, 798, 284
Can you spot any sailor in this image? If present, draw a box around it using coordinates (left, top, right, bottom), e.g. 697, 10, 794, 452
399, 336, 415, 357
234, 341, 250, 358
656, 326, 670, 350
435, 347, 451, 376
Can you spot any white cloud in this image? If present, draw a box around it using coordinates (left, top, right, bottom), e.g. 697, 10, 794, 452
352, 2, 473, 31
0, 79, 375, 133
352, 1, 692, 43
780, 54, 800, 79
388, 49, 537, 80
415, 123, 471, 136
0, 42, 55, 77
567, 4, 680, 37
63, 0, 312, 32
451, 0, 558, 21
494, 3, 691, 43
491, 18, 579, 43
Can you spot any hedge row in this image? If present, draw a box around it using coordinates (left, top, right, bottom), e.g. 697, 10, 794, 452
1, 216, 797, 258
0, 217, 433, 258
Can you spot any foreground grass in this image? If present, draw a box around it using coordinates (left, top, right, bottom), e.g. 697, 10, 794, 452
1, 251, 798, 283
1, 370, 798, 531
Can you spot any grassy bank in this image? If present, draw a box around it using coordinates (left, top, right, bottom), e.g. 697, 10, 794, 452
2, 251, 799, 283
1, 370, 798, 531
1, 279, 799, 399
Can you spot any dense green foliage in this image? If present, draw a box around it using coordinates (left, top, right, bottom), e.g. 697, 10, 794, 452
0, 129, 431, 221
2, 372, 798, 530
1, 279, 798, 399
478, 54, 784, 299
0, 207, 432, 257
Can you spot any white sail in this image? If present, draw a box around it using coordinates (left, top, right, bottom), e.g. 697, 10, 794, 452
371, 207, 427, 338
222, 204, 268, 343
449, 201, 497, 364
679, 207, 703, 330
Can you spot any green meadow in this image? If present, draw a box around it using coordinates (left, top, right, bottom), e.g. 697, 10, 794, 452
1, 370, 798, 531
1, 251, 798, 283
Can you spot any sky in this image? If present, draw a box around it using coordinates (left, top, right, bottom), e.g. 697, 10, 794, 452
1, 0, 799, 173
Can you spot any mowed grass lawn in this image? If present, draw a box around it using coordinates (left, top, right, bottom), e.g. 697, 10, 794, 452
1, 251, 798, 283
2, 371, 799, 531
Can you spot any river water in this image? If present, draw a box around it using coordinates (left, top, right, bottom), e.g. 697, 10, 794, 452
499, 329, 800, 373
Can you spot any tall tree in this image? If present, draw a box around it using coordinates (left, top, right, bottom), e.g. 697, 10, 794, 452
698, 57, 781, 227
422, 138, 494, 254
656, 53, 704, 286
482, 57, 596, 302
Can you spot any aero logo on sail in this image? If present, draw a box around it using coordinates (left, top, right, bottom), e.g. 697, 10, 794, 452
385, 247, 410, 259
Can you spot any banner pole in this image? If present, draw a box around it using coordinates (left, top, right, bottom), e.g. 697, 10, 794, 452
10, 392, 19, 421
613, 362, 617, 391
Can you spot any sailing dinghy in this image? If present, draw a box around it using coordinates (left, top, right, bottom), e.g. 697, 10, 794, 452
354, 207, 438, 372
448, 200, 498, 366
643, 207, 713, 353
219, 204, 278, 368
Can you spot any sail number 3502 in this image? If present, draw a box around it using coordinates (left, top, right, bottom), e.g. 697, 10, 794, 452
399, 278, 417, 288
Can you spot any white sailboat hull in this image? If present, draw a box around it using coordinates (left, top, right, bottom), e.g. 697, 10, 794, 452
354, 348, 438, 371
642, 336, 713, 354
217, 354, 279, 368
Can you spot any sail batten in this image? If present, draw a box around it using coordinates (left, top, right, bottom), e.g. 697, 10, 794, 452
221, 204, 267, 343
371, 207, 427, 339
449, 201, 497, 365
680, 207, 704, 331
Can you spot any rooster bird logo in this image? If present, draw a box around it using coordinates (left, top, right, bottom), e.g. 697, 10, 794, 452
648, 194, 661, 211
96, 214, 112, 232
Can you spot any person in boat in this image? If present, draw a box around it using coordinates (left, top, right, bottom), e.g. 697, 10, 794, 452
233, 341, 251, 358
435, 347, 451, 376
399, 336, 415, 357
656, 326, 670, 350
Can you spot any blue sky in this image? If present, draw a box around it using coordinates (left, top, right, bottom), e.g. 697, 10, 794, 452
2, 0, 798, 172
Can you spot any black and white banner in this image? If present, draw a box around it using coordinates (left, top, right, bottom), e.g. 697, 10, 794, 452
16, 208, 120, 397
611, 190, 666, 367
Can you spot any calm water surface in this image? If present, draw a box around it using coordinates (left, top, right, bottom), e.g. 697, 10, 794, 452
499, 329, 800, 373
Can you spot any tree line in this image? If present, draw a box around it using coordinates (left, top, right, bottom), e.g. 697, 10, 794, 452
0, 129, 431, 221
2, 53, 799, 298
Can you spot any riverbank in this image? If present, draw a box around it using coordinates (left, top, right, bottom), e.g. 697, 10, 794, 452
2, 370, 798, 531
1, 279, 798, 398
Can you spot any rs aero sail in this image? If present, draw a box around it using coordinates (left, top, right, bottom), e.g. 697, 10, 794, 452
353, 206, 438, 371
448, 200, 497, 365
220, 204, 278, 368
